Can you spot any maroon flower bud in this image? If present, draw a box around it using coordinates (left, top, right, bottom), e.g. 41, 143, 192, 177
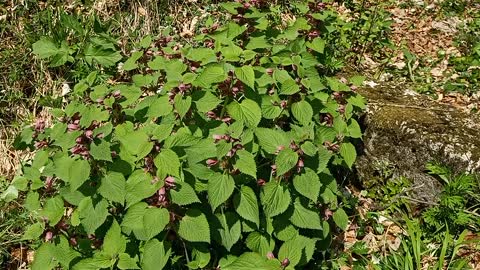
266, 68, 274, 76
266, 251, 275, 259
206, 159, 219, 167
226, 148, 237, 157
206, 111, 217, 119
243, 3, 251, 9
69, 237, 78, 246
221, 117, 232, 123
234, 144, 243, 150
67, 123, 80, 131
281, 258, 290, 267
165, 176, 176, 187
45, 231, 53, 242
222, 134, 231, 141
190, 66, 197, 72
34, 119, 45, 132
257, 179, 266, 186
111, 151, 118, 158
280, 100, 288, 109
178, 83, 187, 92
308, 30, 320, 38
324, 209, 333, 220
45, 176, 54, 190
289, 141, 298, 150
34, 140, 48, 149
85, 130, 93, 139
213, 134, 223, 141
96, 98, 104, 104
297, 159, 304, 168
268, 88, 275, 95
113, 90, 122, 99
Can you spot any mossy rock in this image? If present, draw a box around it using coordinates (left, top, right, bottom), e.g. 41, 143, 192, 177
355, 82, 480, 203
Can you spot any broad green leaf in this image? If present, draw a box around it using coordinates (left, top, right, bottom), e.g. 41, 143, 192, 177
77, 197, 109, 234
193, 91, 222, 113
55, 156, 91, 191
261, 95, 282, 119
118, 253, 140, 269
123, 51, 143, 71
340, 142, 356, 169
170, 181, 201, 206
154, 149, 181, 179
215, 212, 241, 251
226, 99, 262, 128
187, 245, 211, 269
147, 96, 173, 118
194, 64, 227, 87
0, 185, 18, 203
103, 220, 126, 257
245, 232, 275, 257
138, 208, 170, 241
141, 239, 171, 270
306, 38, 325, 53
90, 140, 112, 162
333, 208, 349, 230
293, 168, 320, 202
118, 129, 153, 159
32, 38, 58, 58
208, 173, 235, 211
174, 94, 192, 118
40, 196, 64, 226
178, 209, 210, 243
222, 252, 278, 270
246, 36, 270, 50
98, 172, 126, 204
234, 150, 257, 178
23, 222, 45, 240
235, 66, 255, 89
275, 148, 298, 176
84, 43, 122, 67
255, 128, 290, 154
233, 186, 259, 227
291, 100, 313, 125
279, 79, 300, 95
72, 254, 114, 270
278, 238, 305, 268
31, 243, 57, 270
261, 182, 291, 217
289, 199, 322, 230
125, 170, 160, 208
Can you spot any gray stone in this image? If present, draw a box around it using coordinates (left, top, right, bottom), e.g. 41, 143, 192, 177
355, 82, 480, 203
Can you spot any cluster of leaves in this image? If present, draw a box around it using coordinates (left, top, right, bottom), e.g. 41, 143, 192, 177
422, 163, 480, 236
9, 1, 366, 269
445, 17, 480, 94
31, 11, 121, 80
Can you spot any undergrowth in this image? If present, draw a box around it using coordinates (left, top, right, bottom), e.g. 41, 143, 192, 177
4, 1, 368, 269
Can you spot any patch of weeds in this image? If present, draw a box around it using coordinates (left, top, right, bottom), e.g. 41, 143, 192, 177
422, 163, 480, 237
0, 177, 31, 268
440, 0, 469, 16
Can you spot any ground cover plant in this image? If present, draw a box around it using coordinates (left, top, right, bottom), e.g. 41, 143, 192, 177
2, 0, 480, 269
6, 1, 366, 269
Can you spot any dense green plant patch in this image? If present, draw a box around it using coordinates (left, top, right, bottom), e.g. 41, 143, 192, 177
7, 1, 366, 269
